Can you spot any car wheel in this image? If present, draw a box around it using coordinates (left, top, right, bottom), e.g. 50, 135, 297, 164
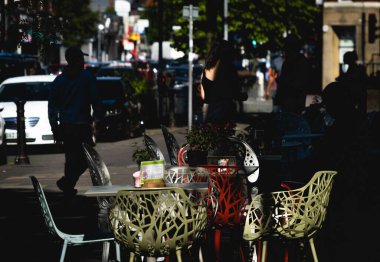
0, 134, 7, 165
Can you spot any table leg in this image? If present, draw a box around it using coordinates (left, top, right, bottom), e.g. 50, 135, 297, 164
98, 207, 111, 262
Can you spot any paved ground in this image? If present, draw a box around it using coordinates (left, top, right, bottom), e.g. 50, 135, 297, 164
0, 126, 189, 262
1, 111, 378, 262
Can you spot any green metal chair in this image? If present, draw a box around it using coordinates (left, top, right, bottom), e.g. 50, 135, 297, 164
30, 176, 121, 262
109, 187, 208, 262
243, 170, 338, 262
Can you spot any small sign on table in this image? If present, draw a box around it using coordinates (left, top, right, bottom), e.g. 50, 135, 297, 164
140, 160, 165, 188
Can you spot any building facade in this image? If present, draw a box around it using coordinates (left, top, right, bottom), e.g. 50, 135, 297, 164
323, 0, 380, 89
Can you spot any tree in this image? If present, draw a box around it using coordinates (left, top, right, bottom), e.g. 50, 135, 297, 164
6, 0, 99, 59
141, 0, 319, 58
53, 0, 99, 47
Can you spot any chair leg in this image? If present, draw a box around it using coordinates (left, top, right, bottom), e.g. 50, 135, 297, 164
309, 238, 318, 262
115, 242, 121, 262
239, 245, 246, 262
129, 252, 135, 262
284, 246, 289, 262
176, 250, 182, 262
102, 241, 110, 262
214, 228, 222, 261
199, 246, 204, 262
262, 240, 268, 262
248, 241, 257, 262
60, 239, 68, 262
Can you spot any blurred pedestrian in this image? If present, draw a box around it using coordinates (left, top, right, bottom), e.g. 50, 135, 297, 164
275, 34, 313, 114
265, 67, 278, 100
200, 39, 247, 124
336, 50, 368, 117
48, 46, 105, 197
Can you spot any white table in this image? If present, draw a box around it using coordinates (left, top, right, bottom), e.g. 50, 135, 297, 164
84, 182, 209, 197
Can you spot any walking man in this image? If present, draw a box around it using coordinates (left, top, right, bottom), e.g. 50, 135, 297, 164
48, 46, 105, 197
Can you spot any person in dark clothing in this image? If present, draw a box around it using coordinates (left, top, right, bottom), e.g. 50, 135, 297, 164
48, 46, 105, 197
309, 81, 373, 261
275, 35, 313, 114
200, 39, 247, 124
336, 50, 368, 117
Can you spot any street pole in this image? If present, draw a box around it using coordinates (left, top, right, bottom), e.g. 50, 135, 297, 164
223, 0, 228, 40
188, 4, 193, 130
15, 100, 30, 165
0, 0, 5, 52
158, 0, 164, 124
98, 24, 104, 61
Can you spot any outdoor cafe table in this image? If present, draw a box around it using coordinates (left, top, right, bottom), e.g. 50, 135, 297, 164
84, 182, 209, 261
83, 182, 209, 197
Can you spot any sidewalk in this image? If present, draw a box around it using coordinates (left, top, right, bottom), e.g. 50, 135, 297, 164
0, 127, 190, 262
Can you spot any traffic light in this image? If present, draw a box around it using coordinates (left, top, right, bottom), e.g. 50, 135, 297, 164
368, 13, 378, 43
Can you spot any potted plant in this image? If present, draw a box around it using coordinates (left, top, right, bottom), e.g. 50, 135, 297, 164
185, 122, 236, 165
131, 141, 151, 167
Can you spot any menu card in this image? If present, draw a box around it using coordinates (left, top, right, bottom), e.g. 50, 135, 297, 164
140, 160, 165, 184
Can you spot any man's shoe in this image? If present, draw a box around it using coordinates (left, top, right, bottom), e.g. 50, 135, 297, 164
56, 179, 77, 197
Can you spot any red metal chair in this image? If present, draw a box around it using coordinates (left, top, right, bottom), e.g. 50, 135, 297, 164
202, 165, 249, 262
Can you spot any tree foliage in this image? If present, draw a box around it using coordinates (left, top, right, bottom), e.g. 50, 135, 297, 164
52, 0, 99, 47
6, 0, 99, 57
141, 0, 320, 58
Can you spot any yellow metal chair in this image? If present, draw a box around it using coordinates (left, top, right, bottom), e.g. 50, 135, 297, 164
109, 187, 208, 262
243, 170, 338, 262
164, 166, 218, 262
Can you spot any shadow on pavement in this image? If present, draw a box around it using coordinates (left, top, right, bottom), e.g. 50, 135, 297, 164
0, 188, 114, 261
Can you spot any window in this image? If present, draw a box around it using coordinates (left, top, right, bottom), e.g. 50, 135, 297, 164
0, 82, 52, 102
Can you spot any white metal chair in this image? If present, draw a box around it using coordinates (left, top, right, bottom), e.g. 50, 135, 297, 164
30, 176, 121, 262
82, 143, 117, 261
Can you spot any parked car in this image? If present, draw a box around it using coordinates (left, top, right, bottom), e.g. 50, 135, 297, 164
84, 61, 111, 77
165, 63, 204, 124
96, 62, 139, 78
0, 52, 46, 83
0, 108, 7, 164
0, 75, 56, 145
95, 76, 145, 139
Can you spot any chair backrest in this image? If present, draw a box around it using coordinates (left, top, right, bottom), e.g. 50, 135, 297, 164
30, 176, 65, 241
161, 125, 180, 166
243, 170, 337, 242
243, 193, 273, 241
109, 187, 208, 257
164, 166, 219, 223
177, 144, 190, 166
202, 165, 249, 227
82, 143, 113, 210
228, 136, 260, 183
215, 136, 260, 183
272, 170, 337, 239
164, 166, 209, 184
83, 143, 112, 186
143, 134, 166, 163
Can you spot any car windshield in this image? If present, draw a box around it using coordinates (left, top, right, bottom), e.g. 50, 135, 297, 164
96, 66, 144, 82
0, 82, 52, 101
96, 80, 125, 100
168, 66, 202, 80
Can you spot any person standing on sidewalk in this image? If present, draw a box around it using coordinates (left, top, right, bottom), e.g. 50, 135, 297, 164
200, 39, 247, 124
275, 35, 312, 114
48, 46, 105, 197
